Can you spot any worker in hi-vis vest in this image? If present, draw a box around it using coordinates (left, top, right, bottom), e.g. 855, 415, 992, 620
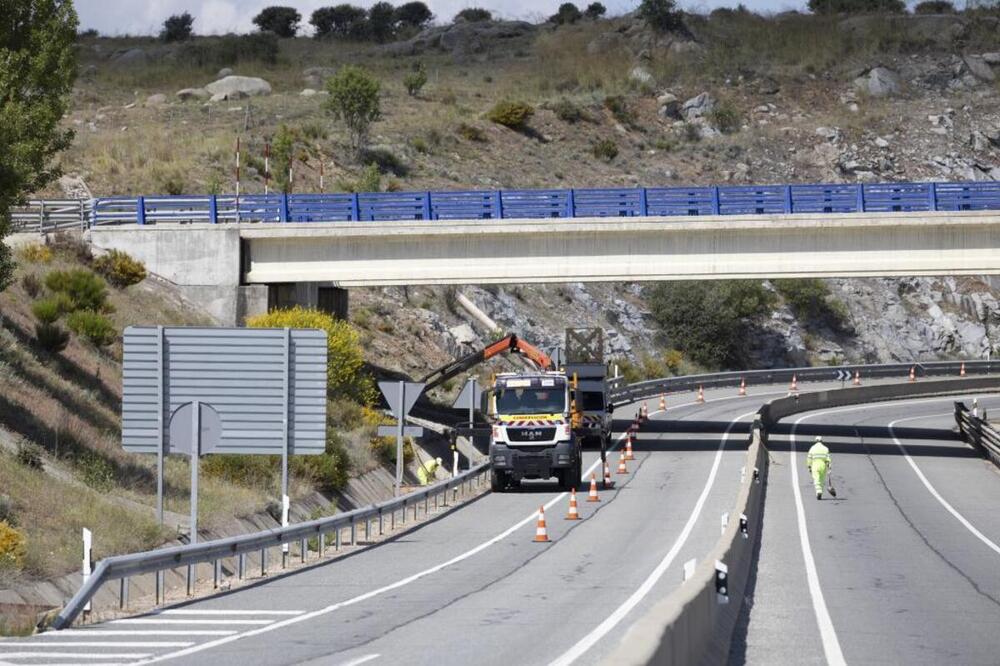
417, 457, 443, 485
806, 436, 832, 500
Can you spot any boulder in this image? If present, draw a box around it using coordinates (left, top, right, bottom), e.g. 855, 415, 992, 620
217, 67, 234, 77
983, 53, 1000, 65
300, 88, 317, 97
449, 323, 478, 347
144, 93, 167, 107
681, 92, 716, 120
303, 66, 336, 89
964, 55, 996, 82
111, 48, 148, 67
176, 87, 209, 101
853, 66, 900, 97
657, 92, 682, 119
204, 75, 272, 99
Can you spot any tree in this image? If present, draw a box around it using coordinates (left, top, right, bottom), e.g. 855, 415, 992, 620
637, 0, 684, 33
807, 0, 905, 12
311, 4, 368, 39
584, 2, 607, 18
403, 63, 428, 96
160, 11, 194, 41
394, 2, 433, 29
367, 2, 397, 42
325, 66, 381, 156
455, 7, 492, 22
269, 124, 301, 193
0, 0, 77, 293
914, 0, 955, 11
252, 6, 301, 37
551, 3, 583, 24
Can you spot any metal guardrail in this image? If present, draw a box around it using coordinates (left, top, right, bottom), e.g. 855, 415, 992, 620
610, 360, 996, 405
85, 181, 1000, 226
52, 462, 490, 630
10, 199, 92, 233
955, 401, 1000, 469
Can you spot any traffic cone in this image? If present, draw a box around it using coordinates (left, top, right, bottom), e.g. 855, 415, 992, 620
625, 431, 635, 461
738, 378, 747, 397
587, 473, 600, 502
697, 386, 705, 403
533, 506, 550, 542
565, 489, 581, 520
643, 402, 649, 420
789, 375, 799, 392
659, 394, 666, 411
960, 362, 966, 377
909, 366, 916, 382
853, 370, 861, 386
617, 451, 628, 474
603, 460, 613, 488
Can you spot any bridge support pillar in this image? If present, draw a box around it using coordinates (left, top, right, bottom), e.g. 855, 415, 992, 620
267, 283, 348, 319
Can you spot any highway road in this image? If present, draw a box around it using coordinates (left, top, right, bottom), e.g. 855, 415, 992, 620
2, 382, 998, 666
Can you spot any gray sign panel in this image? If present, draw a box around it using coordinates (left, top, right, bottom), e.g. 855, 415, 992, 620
377, 425, 424, 438
378, 381, 425, 420
168, 402, 222, 456
123, 326, 328, 456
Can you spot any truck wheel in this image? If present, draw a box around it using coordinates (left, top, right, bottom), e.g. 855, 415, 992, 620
490, 470, 507, 492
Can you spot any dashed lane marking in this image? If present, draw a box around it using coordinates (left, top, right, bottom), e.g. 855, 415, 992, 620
152, 610, 304, 616
0, 643, 194, 648
107, 620, 272, 626
37, 631, 237, 637
0, 653, 151, 659
338, 654, 380, 666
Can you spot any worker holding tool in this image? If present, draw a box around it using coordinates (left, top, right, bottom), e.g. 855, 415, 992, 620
417, 456, 443, 485
806, 436, 836, 500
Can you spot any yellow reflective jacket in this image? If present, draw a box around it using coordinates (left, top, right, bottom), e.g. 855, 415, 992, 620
807, 442, 831, 470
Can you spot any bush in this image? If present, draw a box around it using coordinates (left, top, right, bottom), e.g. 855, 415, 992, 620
32, 297, 65, 325
311, 5, 368, 39
591, 138, 619, 161
647, 280, 776, 369
457, 122, 488, 142
78, 453, 116, 492
395, 2, 433, 29
293, 428, 351, 492
253, 6, 301, 37
773, 279, 849, 330
35, 323, 69, 352
21, 273, 41, 298
360, 147, 408, 176
15, 440, 43, 470
638, 0, 685, 33
67, 310, 117, 348
17, 244, 52, 264
45, 269, 108, 312
708, 101, 741, 134
807, 0, 904, 12
325, 66, 382, 156
160, 12, 194, 42
551, 3, 583, 24
914, 0, 954, 11
0, 521, 26, 572
182, 33, 280, 67
370, 436, 414, 466
487, 100, 534, 129
585, 2, 607, 18
93, 249, 146, 288
49, 232, 92, 264
203, 455, 276, 489
551, 98, 584, 123
247, 306, 372, 401
455, 7, 492, 21
403, 64, 428, 97
604, 95, 638, 128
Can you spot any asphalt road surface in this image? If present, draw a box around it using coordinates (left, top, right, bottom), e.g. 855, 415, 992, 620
2, 381, 996, 666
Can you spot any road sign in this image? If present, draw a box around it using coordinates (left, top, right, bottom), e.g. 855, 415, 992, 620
452, 378, 481, 412
378, 425, 424, 438
377, 381, 426, 496
836, 370, 851, 382
167, 402, 222, 456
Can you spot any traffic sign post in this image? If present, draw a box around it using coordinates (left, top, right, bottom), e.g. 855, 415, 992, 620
836, 369, 851, 387
377, 381, 426, 496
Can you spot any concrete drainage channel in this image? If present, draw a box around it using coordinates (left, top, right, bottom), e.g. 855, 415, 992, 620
606, 376, 1000, 665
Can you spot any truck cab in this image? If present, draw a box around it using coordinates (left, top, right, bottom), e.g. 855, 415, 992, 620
485, 372, 582, 492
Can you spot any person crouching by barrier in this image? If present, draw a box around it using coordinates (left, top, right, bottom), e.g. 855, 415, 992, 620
417, 456, 443, 485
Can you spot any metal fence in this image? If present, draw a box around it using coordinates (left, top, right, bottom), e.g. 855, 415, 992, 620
955, 401, 1000, 469
82, 181, 1000, 226
10, 199, 92, 233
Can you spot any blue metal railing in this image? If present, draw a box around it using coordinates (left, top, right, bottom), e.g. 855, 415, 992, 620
89, 181, 1000, 226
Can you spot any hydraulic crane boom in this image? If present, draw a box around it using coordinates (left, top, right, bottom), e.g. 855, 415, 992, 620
420, 334, 553, 392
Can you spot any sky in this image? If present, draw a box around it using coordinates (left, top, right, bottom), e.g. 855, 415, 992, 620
75, 0, 806, 36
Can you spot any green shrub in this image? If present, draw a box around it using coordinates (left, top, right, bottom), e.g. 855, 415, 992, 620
160, 12, 193, 42
638, 0, 684, 33
455, 7, 492, 21
20, 273, 41, 298
15, 440, 43, 470
338, 164, 382, 193
914, 0, 954, 12
16, 244, 53, 264
93, 249, 147, 288
247, 306, 372, 401
67, 310, 117, 348
708, 101, 741, 134
403, 64, 428, 97
550, 2, 583, 24
551, 98, 584, 123
0, 521, 26, 571
34, 323, 69, 352
49, 232, 92, 264
78, 454, 115, 492
773, 279, 850, 330
604, 95, 638, 128
32, 297, 64, 325
293, 428, 351, 492
360, 147, 409, 176
585, 2, 607, 18
807, 0, 904, 13
410, 136, 430, 154
370, 436, 414, 466
457, 122, 488, 142
487, 100, 534, 129
325, 65, 382, 156
44, 269, 108, 312
591, 138, 619, 161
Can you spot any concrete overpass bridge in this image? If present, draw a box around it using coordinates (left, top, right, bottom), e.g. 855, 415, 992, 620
75, 181, 1000, 323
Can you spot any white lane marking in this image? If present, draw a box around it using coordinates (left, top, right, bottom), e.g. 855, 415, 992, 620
108, 619, 271, 626
152, 610, 304, 616
0, 654, 151, 659
2, 663, 133, 666
548, 409, 757, 666
338, 654, 380, 666
0, 643, 193, 648
888, 415, 1000, 556
790, 414, 848, 666
40, 631, 237, 637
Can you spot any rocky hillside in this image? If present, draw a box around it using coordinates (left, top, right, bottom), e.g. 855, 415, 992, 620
39, 10, 1000, 377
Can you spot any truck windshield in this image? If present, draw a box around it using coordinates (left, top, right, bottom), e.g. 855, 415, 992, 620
496, 387, 565, 415
580, 391, 604, 411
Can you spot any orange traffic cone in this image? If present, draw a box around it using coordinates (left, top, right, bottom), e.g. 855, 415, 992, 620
625, 431, 635, 461
738, 378, 747, 397
789, 375, 799, 392
659, 394, 666, 411
909, 366, 916, 382
603, 460, 613, 488
587, 474, 600, 502
853, 370, 861, 386
643, 402, 649, 420
960, 362, 966, 377
697, 386, 705, 403
565, 489, 581, 520
617, 452, 628, 474
534, 506, 550, 542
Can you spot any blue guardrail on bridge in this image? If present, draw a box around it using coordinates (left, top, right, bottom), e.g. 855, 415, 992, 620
91, 181, 1000, 225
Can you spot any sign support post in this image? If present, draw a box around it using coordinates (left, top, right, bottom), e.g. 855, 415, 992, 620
282, 328, 290, 563
376, 381, 425, 497
396, 381, 405, 497
156, 325, 164, 526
